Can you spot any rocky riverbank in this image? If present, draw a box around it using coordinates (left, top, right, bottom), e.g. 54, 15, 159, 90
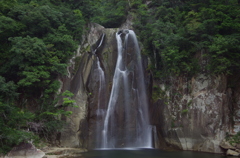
220, 139, 240, 156
0, 143, 87, 158
42, 147, 87, 158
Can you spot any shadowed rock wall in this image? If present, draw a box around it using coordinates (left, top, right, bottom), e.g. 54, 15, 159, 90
59, 23, 106, 148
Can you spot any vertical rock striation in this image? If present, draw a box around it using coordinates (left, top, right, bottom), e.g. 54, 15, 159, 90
151, 51, 240, 153
59, 23, 107, 148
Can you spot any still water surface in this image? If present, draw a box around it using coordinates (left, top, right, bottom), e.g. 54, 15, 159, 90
82, 149, 230, 158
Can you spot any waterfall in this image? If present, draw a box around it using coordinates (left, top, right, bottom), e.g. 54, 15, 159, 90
91, 33, 107, 148
101, 30, 152, 149
93, 34, 105, 54
95, 57, 106, 148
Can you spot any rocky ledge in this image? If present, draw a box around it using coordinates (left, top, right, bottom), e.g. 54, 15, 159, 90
220, 139, 240, 156
42, 147, 87, 158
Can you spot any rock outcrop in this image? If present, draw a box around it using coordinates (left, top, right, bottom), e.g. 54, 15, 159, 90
151, 50, 240, 153
220, 139, 235, 150
5, 142, 45, 158
58, 23, 106, 148
226, 149, 239, 156
219, 139, 240, 156
58, 20, 240, 154
59, 22, 146, 148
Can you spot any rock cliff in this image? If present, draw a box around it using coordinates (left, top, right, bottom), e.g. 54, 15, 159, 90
59, 22, 240, 154
151, 51, 240, 153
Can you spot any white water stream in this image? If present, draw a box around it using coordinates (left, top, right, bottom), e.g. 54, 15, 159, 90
95, 57, 106, 148
101, 30, 152, 149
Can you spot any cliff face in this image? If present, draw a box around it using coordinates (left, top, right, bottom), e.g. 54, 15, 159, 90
80, 25, 151, 148
59, 22, 151, 148
151, 51, 240, 153
58, 22, 240, 153
59, 23, 107, 148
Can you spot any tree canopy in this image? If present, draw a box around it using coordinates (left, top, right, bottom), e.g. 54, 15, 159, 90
0, 0, 85, 153
134, 0, 240, 79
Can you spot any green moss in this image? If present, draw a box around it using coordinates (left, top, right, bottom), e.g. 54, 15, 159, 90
171, 121, 175, 128
181, 109, 188, 115
187, 100, 192, 107
152, 85, 167, 103
226, 132, 240, 145
85, 45, 91, 52
73, 56, 82, 75
103, 51, 109, 62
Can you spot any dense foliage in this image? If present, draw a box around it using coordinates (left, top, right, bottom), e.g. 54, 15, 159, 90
0, 0, 84, 154
90, 0, 128, 27
134, 0, 240, 79
78, 0, 129, 27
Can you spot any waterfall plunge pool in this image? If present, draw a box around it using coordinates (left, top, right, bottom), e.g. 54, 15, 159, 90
81, 149, 230, 158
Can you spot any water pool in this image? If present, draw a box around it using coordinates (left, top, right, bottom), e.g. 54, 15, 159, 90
81, 149, 229, 158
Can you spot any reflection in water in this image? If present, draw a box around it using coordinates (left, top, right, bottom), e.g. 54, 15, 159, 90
81, 149, 229, 158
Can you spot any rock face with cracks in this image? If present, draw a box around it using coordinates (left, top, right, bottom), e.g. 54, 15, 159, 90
151, 51, 240, 153
59, 23, 106, 148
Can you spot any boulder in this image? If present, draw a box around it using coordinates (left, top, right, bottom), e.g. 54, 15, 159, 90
220, 139, 236, 150
236, 144, 240, 149
226, 149, 239, 156
5, 142, 45, 158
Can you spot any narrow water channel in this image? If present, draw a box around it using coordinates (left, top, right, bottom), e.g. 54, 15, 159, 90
81, 149, 229, 158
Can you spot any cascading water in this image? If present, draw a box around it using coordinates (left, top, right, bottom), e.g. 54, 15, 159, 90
91, 33, 107, 148
101, 30, 152, 149
95, 57, 106, 148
